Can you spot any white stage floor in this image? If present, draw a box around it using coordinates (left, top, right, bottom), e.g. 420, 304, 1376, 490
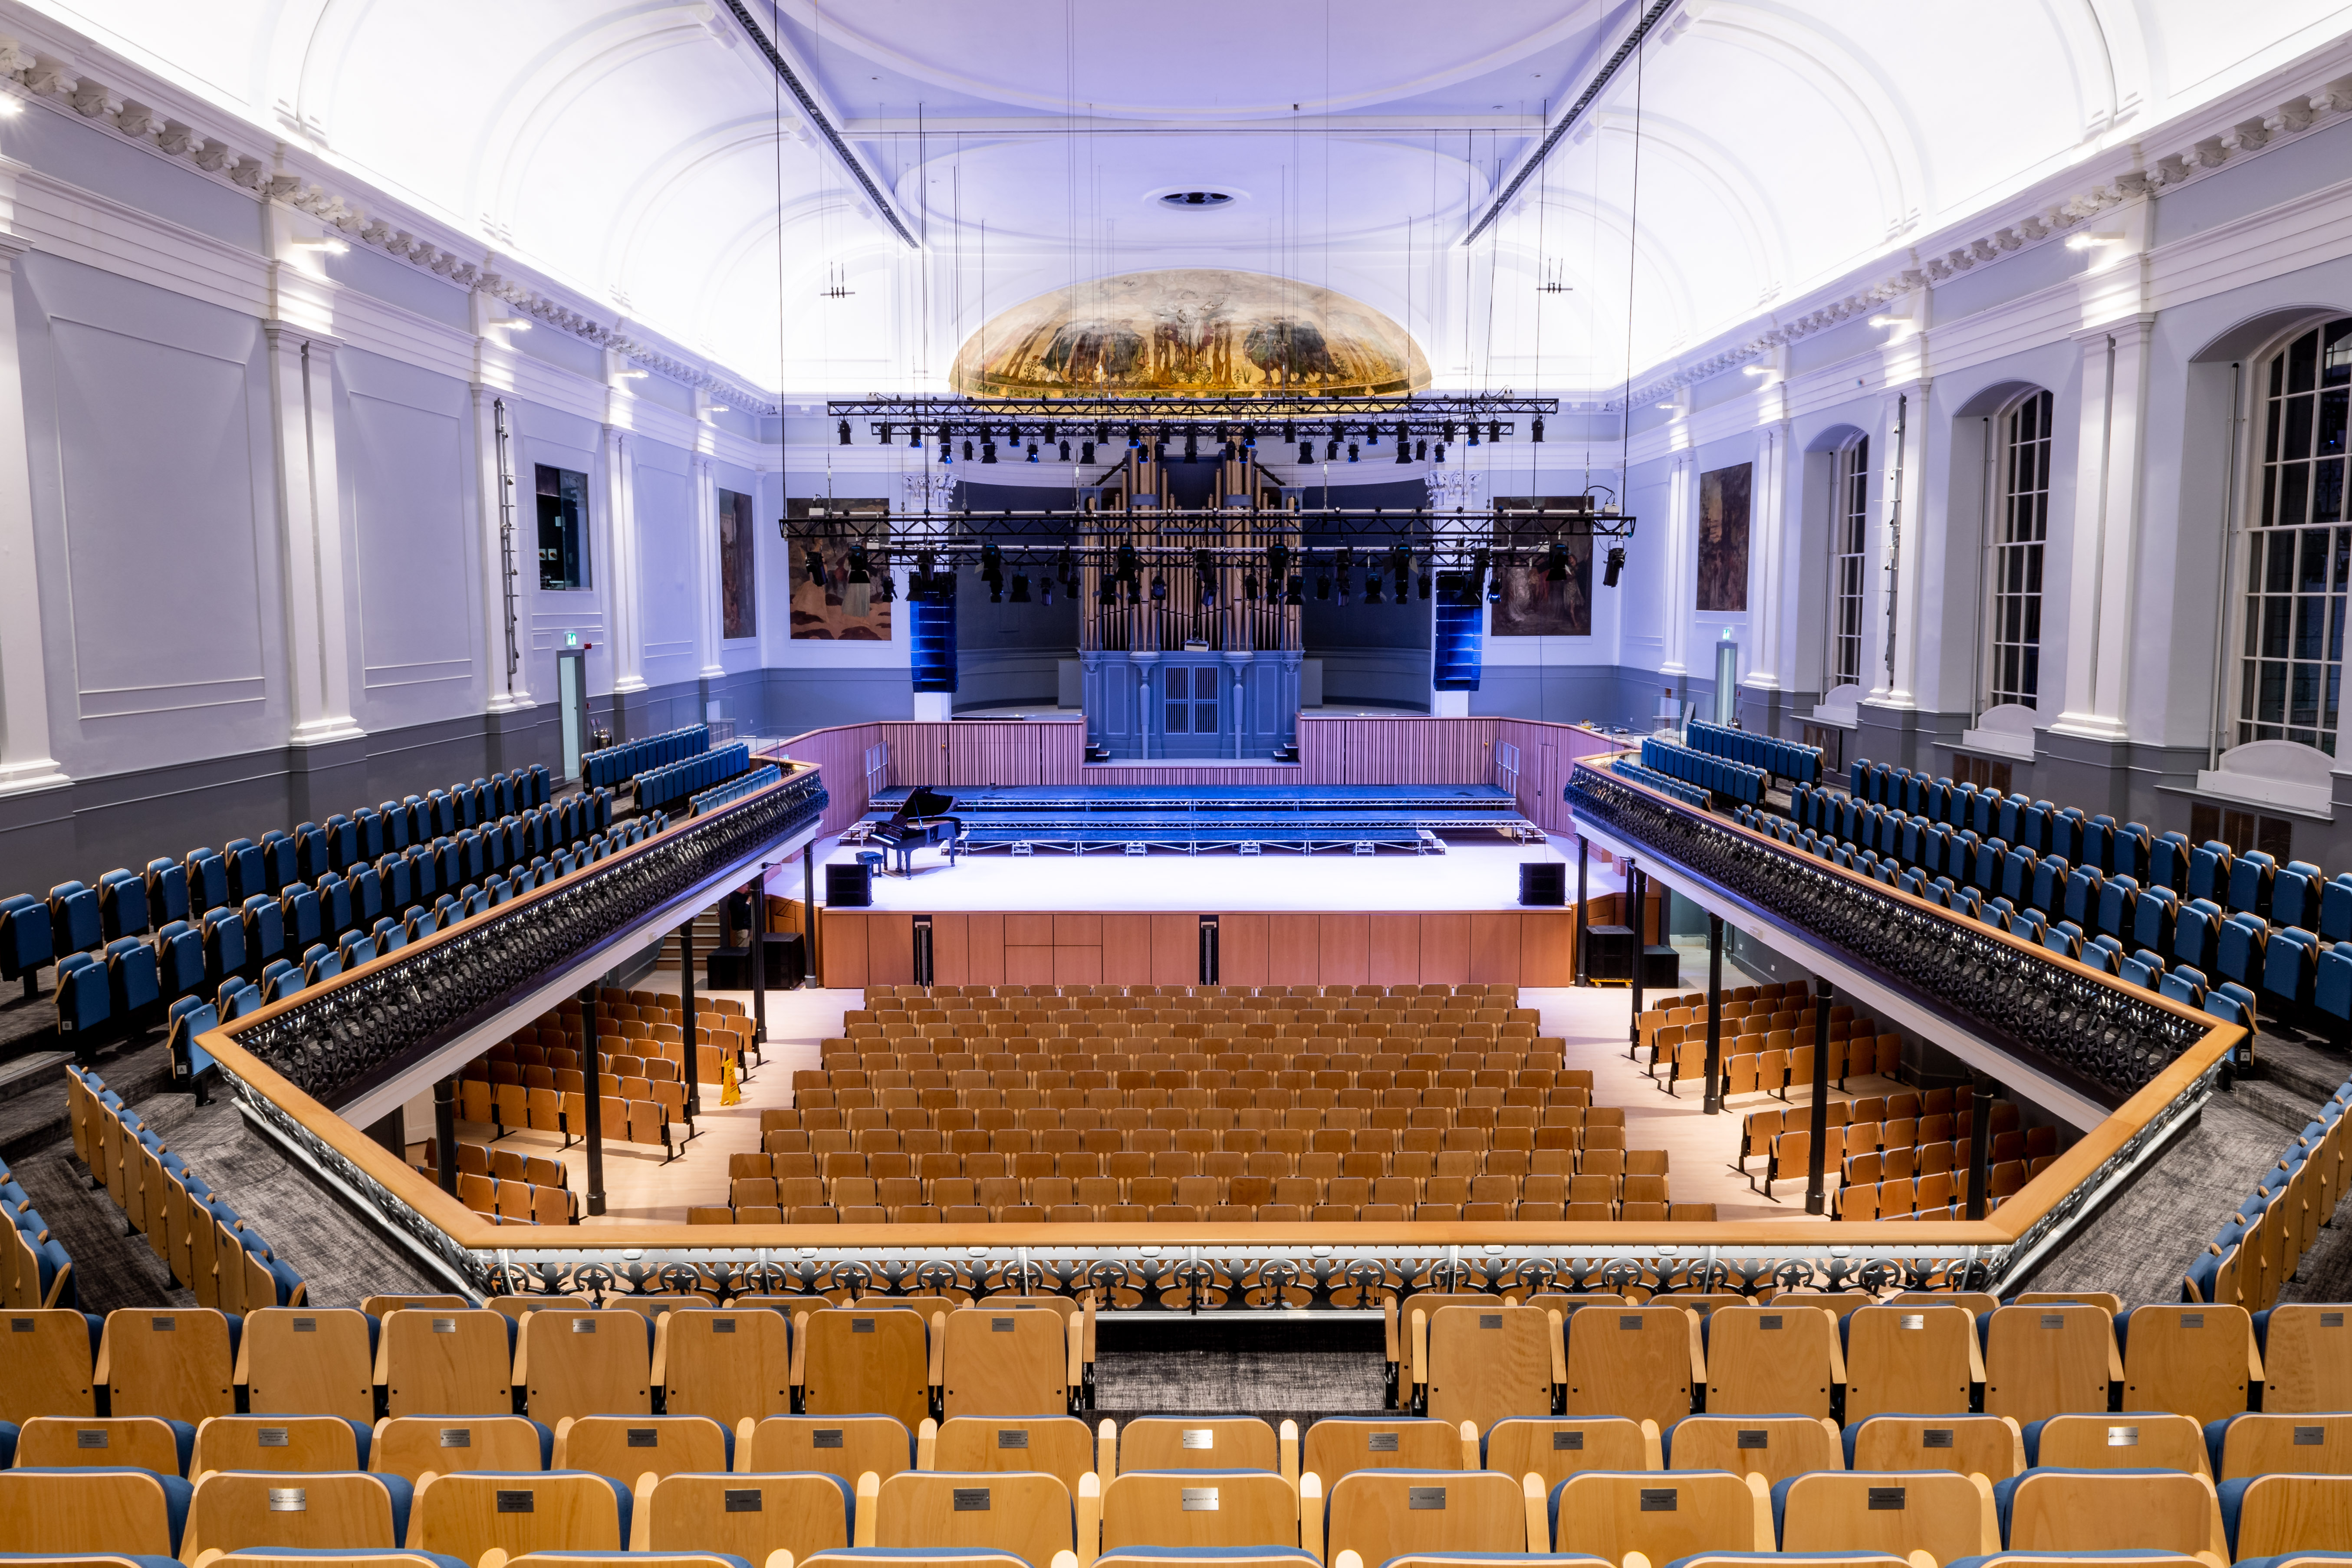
786, 835, 1623, 913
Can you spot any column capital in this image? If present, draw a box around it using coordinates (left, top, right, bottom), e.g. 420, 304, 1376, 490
262, 320, 346, 357
2073, 313, 2158, 349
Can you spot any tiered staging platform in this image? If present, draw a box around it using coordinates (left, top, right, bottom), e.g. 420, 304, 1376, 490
853, 783, 1541, 856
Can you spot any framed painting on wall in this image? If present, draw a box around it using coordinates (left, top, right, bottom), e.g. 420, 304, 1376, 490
786, 498, 891, 641
718, 487, 757, 639
1697, 461, 1751, 612
1489, 496, 1593, 636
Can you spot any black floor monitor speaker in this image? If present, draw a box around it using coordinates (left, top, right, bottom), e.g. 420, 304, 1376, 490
1584, 924, 1637, 980
1519, 863, 1566, 906
1641, 944, 1682, 987
825, 862, 872, 907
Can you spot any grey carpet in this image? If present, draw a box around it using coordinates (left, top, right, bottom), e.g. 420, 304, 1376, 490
1092, 1318, 1390, 1429
8, 1136, 189, 1312
2026, 1087, 2319, 1305
128, 1092, 439, 1308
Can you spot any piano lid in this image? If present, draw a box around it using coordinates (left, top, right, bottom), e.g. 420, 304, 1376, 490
894, 785, 955, 819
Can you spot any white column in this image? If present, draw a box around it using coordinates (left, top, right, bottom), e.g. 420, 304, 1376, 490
603, 425, 646, 695
2049, 316, 2155, 742
1659, 450, 1696, 681
1745, 414, 1792, 692
0, 222, 65, 798
263, 322, 364, 746
692, 453, 725, 678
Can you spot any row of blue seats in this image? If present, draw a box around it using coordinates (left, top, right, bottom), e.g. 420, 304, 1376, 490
1686, 718, 1824, 786
689, 763, 779, 816
1612, 756, 1709, 809
53, 811, 663, 1051
0, 767, 561, 1004
0, 1151, 71, 1307
76, 1064, 304, 1307
635, 741, 753, 815
585, 722, 710, 791
2184, 1076, 2348, 1305
1836, 760, 2342, 936
1738, 806, 2262, 1033
1641, 736, 1768, 808
1768, 786, 2352, 1029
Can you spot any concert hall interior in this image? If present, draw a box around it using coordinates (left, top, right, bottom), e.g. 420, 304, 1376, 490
10, 6, 2352, 1567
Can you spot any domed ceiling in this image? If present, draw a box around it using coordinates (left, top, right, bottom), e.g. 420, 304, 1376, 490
949, 269, 1432, 397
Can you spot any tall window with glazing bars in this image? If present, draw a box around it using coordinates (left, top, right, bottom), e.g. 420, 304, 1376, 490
1988, 390, 2053, 710
2241, 317, 2352, 753
1831, 436, 1868, 689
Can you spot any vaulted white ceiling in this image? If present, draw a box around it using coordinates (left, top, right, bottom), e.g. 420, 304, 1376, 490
23, 0, 2352, 397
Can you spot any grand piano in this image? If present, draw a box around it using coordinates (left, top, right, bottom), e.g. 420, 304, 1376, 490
871, 785, 961, 876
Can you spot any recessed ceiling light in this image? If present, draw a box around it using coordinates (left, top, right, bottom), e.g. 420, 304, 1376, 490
1160, 191, 1234, 209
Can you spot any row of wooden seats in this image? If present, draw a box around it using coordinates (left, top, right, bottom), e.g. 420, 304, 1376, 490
0, 1298, 1082, 1433
796, 1073, 1588, 1104
421, 1136, 569, 1187
2187, 1078, 2350, 1312
867, 981, 1520, 1001
807, 1059, 1581, 1089
758, 1124, 1644, 1164
1740, 1101, 2047, 1168
733, 1141, 1658, 1184
14, 1444, 2352, 1568
454, 1081, 685, 1155
62, 1065, 301, 1315
847, 1004, 1539, 1025
1837, 1169, 2033, 1219
729, 1168, 1675, 1215
454, 1169, 579, 1225
776, 1100, 1604, 1133
704, 1198, 1714, 1226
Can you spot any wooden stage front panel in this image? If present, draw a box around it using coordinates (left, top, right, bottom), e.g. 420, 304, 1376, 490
818, 891, 1656, 989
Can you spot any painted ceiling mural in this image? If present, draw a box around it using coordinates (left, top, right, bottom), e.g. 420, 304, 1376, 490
949, 270, 1433, 398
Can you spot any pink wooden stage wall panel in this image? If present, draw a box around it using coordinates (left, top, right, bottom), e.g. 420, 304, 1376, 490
763, 716, 1622, 841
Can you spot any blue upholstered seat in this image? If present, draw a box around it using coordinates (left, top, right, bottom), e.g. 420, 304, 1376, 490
1, 893, 54, 997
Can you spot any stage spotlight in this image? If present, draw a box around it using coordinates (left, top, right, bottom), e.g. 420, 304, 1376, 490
1285, 574, 1305, 606
1214, 422, 1230, 446
803, 547, 826, 587
1326, 437, 1340, 461
1043, 423, 1057, 444
1347, 443, 1360, 463
982, 441, 998, 463
988, 577, 1003, 604
875, 561, 898, 604
1099, 574, 1118, 604
1433, 443, 1447, 463
1442, 421, 1457, 444
1040, 575, 1053, 605
980, 543, 1003, 585
1282, 419, 1297, 443
1396, 426, 1413, 463
1095, 423, 1110, 445
1466, 423, 1479, 448
1150, 576, 1168, 602
1365, 572, 1383, 604
1315, 569, 1331, 601
1059, 440, 1071, 460
909, 424, 923, 448
1184, 430, 1200, 462
845, 545, 872, 617
1604, 546, 1626, 587
1268, 544, 1290, 582
1417, 570, 1432, 600
1126, 424, 1142, 447
1026, 443, 1040, 463
1010, 572, 1031, 603
1243, 573, 1260, 601
879, 422, 893, 444
1243, 423, 1258, 448
838, 420, 852, 445
1531, 416, 1546, 441
962, 439, 974, 461
1489, 421, 1503, 444
1546, 539, 1569, 582
1415, 438, 1428, 460
1079, 441, 1095, 463
1299, 440, 1313, 463
1117, 544, 1138, 583
1056, 548, 1075, 588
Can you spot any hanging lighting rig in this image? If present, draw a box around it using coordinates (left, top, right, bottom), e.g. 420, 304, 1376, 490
827, 392, 1556, 454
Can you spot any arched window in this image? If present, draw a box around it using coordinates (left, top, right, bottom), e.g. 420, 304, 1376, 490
1829, 435, 1868, 689
2238, 316, 2352, 753
1987, 389, 2053, 710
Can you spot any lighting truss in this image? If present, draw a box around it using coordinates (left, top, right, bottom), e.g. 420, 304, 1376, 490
783, 504, 1635, 577
825, 392, 1559, 443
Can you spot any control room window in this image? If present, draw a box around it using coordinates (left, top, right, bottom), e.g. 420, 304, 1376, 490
537, 463, 591, 590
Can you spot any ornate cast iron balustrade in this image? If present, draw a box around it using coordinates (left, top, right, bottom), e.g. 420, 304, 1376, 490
225, 766, 827, 1109
1566, 763, 2207, 1103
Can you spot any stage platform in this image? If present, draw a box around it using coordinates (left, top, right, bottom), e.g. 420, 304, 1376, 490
850, 783, 1541, 856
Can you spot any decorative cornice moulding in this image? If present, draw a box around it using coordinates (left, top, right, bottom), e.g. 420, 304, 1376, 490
0, 1, 783, 417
